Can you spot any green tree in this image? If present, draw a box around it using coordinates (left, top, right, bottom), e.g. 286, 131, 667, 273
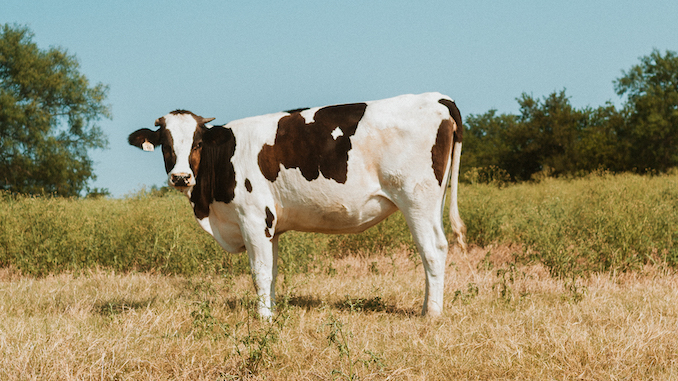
513, 90, 585, 179
0, 24, 110, 196
464, 90, 589, 181
462, 109, 517, 169
576, 102, 627, 173
614, 49, 678, 172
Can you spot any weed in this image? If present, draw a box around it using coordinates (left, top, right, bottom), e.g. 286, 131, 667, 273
190, 300, 220, 340
563, 274, 588, 303
187, 288, 292, 376
369, 261, 379, 275
408, 251, 422, 269
493, 263, 529, 304
324, 313, 385, 380
452, 283, 479, 305
477, 250, 494, 271
327, 264, 338, 277
222, 292, 291, 376
386, 252, 398, 277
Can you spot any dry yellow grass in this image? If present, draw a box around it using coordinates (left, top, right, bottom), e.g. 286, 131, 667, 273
1, 245, 678, 380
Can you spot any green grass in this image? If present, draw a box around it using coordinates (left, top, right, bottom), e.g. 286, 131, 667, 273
0, 190, 245, 276
1, 172, 677, 277
461, 172, 678, 276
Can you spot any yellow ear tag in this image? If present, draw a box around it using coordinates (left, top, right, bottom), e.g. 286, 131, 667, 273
142, 141, 155, 152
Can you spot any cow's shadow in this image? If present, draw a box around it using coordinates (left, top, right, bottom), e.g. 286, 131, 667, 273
283, 294, 418, 316
94, 294, 417, 317
94, 297, 157, 317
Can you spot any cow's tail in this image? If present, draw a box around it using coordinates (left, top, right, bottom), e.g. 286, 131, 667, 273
446, 101, 467, 252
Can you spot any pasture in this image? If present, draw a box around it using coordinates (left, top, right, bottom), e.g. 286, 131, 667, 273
1, 172, 678, 379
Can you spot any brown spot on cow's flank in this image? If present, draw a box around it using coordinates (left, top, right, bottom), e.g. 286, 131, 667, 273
431, 119, 454, 186
265, 206, 274, 229
265, 228, 272, 238
245, 178, 252, 193
257, 103, 367, 183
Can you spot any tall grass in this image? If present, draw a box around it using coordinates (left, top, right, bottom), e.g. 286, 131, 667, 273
461, 172, 678, 276
1, 172, 677, 277
0, 189, 417, 278
0, 190, 246, 276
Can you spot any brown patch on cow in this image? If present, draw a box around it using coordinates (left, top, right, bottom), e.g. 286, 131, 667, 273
431, 119, 454, 186
128, 128, 158, 148
160, 131, 177, 173
432, 99, 463, 185
257, 103, 367, 183
127, 116, 179, 173
265, 206, 274, 228
245, 178, 252, 193
128, 127, 165, 155
264, 206, 275, 239
188, 128, 205, 176
191, 126, 237, 219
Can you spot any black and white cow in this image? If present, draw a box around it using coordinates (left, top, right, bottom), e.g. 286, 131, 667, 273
129, 92, 466, 317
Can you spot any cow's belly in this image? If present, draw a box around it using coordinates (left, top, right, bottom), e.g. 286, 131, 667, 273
276, 193, 398, 234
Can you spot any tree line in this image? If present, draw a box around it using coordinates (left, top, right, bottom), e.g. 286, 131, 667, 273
462, 49, 678, 183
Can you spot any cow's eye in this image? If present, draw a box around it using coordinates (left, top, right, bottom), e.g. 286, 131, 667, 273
194, 142, 202, 150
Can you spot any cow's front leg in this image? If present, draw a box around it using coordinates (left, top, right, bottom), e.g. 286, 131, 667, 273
244, 233, 279, 319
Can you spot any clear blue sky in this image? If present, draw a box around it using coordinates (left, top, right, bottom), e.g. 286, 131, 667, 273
2, 1, 677, 197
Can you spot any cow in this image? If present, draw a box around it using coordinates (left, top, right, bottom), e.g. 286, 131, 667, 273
128, 92, 466, 318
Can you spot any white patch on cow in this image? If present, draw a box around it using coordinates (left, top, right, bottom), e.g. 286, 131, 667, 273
196, 216, 214, 236
331, 127, 343, 140
165, 113, 200, 185
142, 141, 155, 152
300, 109, 316, 124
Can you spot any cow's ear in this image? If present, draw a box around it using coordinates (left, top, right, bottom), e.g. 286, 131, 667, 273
201, 117, 215, 125
128, 128, 161, 152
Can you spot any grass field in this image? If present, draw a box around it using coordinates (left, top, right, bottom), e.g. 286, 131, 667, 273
1, 172, 678, 379
1, 247, 677, 380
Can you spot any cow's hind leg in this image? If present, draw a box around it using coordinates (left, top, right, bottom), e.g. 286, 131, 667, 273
398, 194, 449, 317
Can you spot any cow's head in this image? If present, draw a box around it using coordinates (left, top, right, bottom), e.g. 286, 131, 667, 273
128, 110, 215, 191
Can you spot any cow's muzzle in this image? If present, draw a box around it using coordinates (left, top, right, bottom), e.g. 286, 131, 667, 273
169, 173, 195, 188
